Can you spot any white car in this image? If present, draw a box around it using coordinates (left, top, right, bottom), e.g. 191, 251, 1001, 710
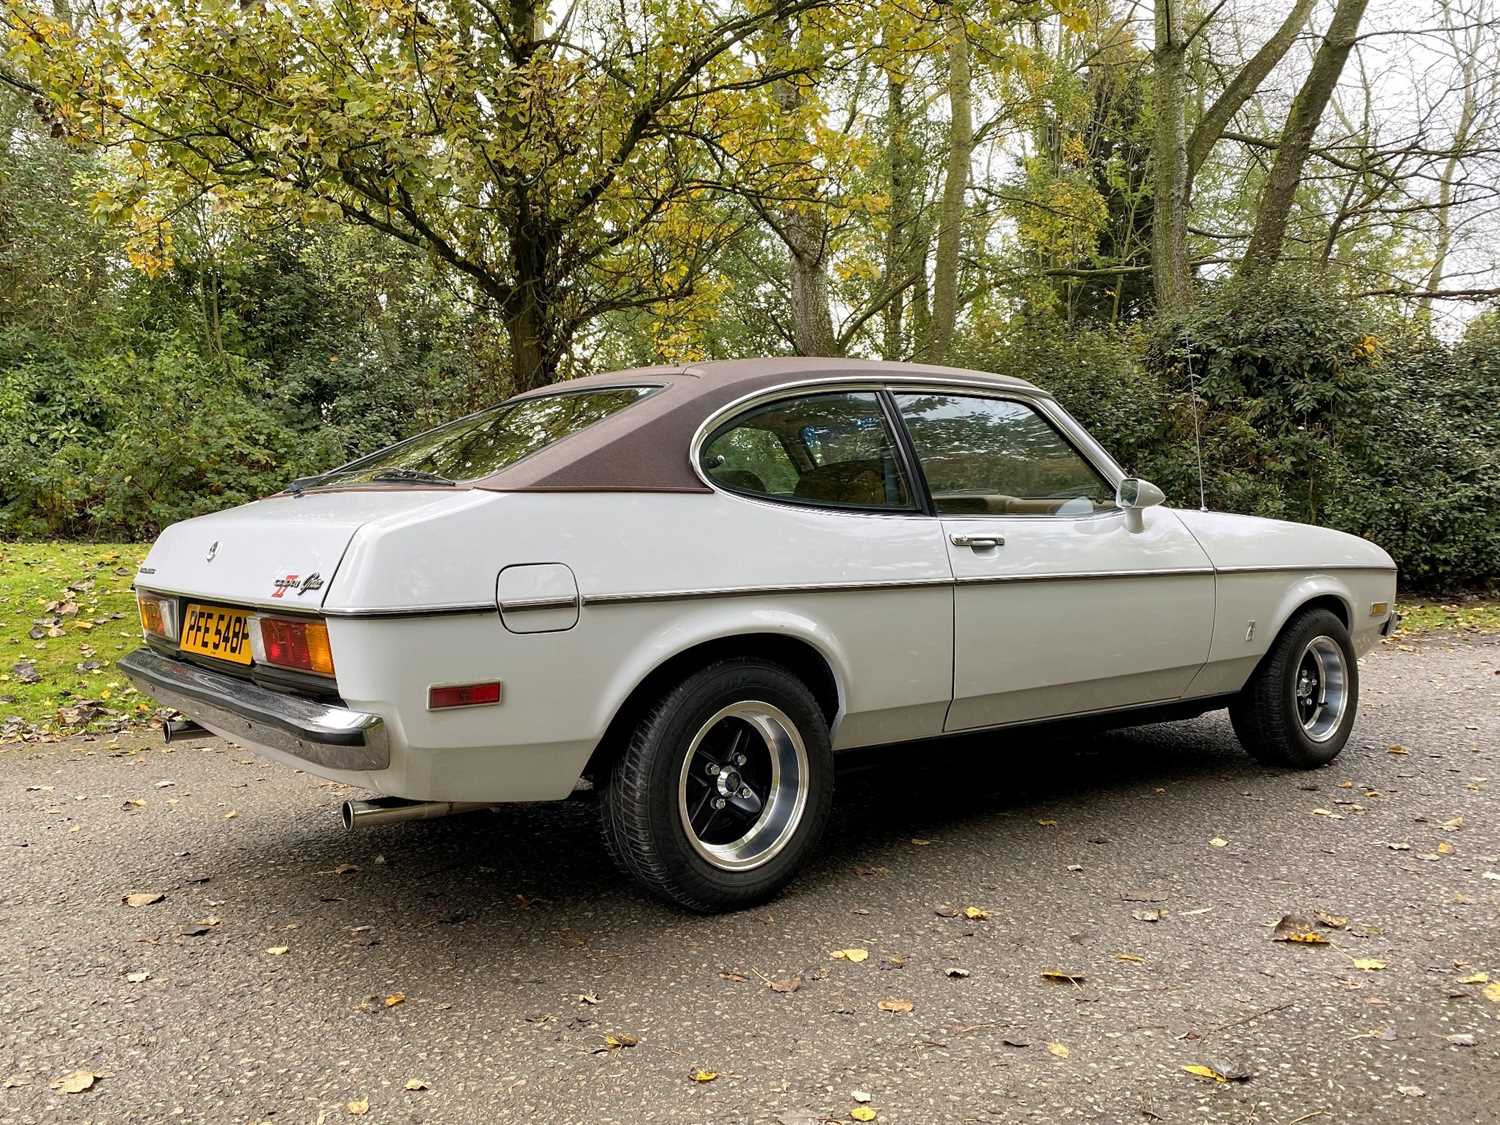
122, 358, 1397, 910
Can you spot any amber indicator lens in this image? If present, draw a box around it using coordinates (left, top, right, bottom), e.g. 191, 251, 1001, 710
136, 592, 177, 640
428, 682, 502, 710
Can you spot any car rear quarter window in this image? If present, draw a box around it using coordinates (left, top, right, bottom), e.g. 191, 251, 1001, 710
701, 391, 915, 511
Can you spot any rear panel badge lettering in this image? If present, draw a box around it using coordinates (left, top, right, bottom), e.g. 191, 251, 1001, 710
272, 572, 325, 598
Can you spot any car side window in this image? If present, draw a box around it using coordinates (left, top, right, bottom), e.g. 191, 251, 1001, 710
894, 392, 1118, 517
701, 391, 915, 510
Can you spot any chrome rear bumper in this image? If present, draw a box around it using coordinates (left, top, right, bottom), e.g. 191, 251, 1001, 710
118, 648, 389, 771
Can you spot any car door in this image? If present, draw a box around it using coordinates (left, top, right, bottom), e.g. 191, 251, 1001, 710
890, 389, 1215, 731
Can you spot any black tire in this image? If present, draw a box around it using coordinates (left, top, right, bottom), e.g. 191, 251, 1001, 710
602, 658, 834, 912
1230, 607, 1359, 768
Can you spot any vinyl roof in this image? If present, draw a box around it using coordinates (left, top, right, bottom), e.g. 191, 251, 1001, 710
476, 357, 1042, 494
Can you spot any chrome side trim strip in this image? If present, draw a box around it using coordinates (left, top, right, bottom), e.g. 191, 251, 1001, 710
1214, 564, 1397, 576
320, 604, 496, 618
499, 595, 580, 612
955, 566, 1215, 586
583, 577, 954, 607
295, 564, 1395, 617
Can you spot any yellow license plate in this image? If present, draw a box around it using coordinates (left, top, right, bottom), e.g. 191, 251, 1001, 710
180, 604, 254, 665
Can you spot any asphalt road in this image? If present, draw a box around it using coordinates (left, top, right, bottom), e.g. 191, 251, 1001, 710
2, 633, 1497, 1125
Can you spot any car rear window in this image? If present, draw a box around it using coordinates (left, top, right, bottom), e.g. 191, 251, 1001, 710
299, 385, 656, 489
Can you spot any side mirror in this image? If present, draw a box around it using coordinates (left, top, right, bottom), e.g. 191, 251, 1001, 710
1116, 477, 1165, 533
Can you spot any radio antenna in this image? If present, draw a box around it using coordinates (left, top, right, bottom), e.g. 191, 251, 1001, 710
1184, 340, 1208, 511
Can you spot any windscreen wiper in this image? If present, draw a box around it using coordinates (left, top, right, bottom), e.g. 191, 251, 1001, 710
284, 474, 329, 495
370, 468, 456, 485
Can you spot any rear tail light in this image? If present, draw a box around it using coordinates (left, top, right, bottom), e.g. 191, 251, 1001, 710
254, 617, 335, 677
137, 591, 178, 641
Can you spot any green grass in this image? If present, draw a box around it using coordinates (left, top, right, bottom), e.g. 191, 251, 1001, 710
0, 542, 153, 740
1394, 598, 1500, 637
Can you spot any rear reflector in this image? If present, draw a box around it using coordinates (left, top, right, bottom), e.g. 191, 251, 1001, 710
259, 617, 335, 677
428, 682, 503, 710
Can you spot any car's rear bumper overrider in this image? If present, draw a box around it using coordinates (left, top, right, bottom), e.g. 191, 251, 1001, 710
118, 648, 389, 771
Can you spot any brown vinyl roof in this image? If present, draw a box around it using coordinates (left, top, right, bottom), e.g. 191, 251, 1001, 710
475, 357, 1041, 494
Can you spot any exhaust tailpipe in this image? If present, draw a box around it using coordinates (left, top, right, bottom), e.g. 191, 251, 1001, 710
341, 796, 495, 831
164, 719, 215, 744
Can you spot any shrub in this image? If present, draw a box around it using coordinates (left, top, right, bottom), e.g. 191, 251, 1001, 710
0, 328, 323, 539
962, 279, 1499, 590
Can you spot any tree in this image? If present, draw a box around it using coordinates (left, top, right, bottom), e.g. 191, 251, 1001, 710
921, 0, 972, 361
1186, 0, 1316, 180
1241, 0, 1372, 276
1, 0, 840, 391
1150, 0, 1191, 314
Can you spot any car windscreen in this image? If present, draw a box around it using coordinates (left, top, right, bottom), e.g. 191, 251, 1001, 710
291, 385, 657, 490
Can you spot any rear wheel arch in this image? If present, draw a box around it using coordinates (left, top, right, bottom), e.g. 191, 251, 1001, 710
583, 632, 841, 783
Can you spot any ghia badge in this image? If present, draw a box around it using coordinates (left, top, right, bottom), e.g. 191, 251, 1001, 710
271, 572, 325, 598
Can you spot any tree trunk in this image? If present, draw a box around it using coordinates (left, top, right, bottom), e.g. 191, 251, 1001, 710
1240, 0, 1371, 277
1421, 53, 1478, 314
1187, 0, 1316, 179
911, 216, 932, 347
774, 17, 838, 357
1151, 0, 1192, 315
882, 75, 911, 360
785, 218, 838, 357
921, 0, 971, 363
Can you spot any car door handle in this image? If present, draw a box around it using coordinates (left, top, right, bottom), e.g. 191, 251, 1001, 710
951, 533, 1005, 549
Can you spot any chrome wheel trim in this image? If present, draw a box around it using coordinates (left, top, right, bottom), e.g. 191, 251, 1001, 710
676, 701, 809, 872
1295, 635, 1348, 743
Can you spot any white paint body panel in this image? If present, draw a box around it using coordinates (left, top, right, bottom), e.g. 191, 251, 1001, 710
943, 507, 1215, 729
134, 381, 1398, 804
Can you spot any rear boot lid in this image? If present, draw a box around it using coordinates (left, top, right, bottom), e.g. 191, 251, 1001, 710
136, 490, 466, 612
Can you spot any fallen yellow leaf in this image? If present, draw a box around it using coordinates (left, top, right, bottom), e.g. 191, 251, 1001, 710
851, 1108, 877, 1122
1457, 972, 1488, 984
1040, 969, 1085, 984
1437, 842, 1456, 855
1046, 1042, 1070, 1058
1283, 931, 1329, 944
690, 1069, 718, 1083
404, 1078, 429, 1091
49, 1070, 97, 1094
602, 1033, 638, 1050
1208, 837, 1228, 848
1387, 744, 1408, 754
1271, 914, 1330, 944
1037, 818, 1058, 827
1183, 1063, 1228, 1083
963, 906, 989, 920
347, 1097, 369, 1115
384, 992, 405, 1007
877, 997, 914, 1013
1483, 982, 1500, 1003
910, 838, 931, 846
831, 948, 869, 963
1352, 958, 1386, 971
265, 946, 289, 956
1114, 953, 1145, 963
